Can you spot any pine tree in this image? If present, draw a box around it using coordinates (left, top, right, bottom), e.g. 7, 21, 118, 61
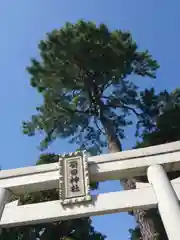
22, 20, 159, 239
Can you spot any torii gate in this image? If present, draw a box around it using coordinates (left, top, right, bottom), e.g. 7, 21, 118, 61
0, 141, 180, 239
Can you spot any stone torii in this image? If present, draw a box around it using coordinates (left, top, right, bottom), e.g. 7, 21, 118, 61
0, 141, 180, 239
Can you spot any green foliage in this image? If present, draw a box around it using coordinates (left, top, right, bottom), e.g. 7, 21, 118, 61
136, 87, 180, 135
128, 226, 141, 240
1, 154, 105, 240
22, 20, 159, 154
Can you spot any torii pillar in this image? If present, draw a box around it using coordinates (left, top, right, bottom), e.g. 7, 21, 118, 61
147, 164, 180, 240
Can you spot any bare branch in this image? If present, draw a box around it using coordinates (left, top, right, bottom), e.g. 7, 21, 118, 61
105, 102, 140, 116
60, 106, 90, 115
93, 116, 105, 134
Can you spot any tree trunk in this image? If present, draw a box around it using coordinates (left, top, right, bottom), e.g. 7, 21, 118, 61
101, 117, 159, 240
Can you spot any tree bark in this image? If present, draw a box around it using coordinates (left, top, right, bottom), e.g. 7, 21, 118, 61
101, 116, 159, 240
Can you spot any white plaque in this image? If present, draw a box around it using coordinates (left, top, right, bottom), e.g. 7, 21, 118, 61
59, 151, 91, 205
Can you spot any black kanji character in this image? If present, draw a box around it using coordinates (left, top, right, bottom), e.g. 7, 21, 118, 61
71, 185, 80, 192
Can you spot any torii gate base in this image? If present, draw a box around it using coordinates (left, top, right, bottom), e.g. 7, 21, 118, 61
1, 142, 180, 240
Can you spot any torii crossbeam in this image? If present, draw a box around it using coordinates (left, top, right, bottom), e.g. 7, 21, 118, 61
0, 141, 180, 240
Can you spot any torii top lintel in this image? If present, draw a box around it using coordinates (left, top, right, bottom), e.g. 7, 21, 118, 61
0, 141, 179, 195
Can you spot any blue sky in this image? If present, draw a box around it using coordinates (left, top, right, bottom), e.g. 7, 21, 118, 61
0, 0, 180, 239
